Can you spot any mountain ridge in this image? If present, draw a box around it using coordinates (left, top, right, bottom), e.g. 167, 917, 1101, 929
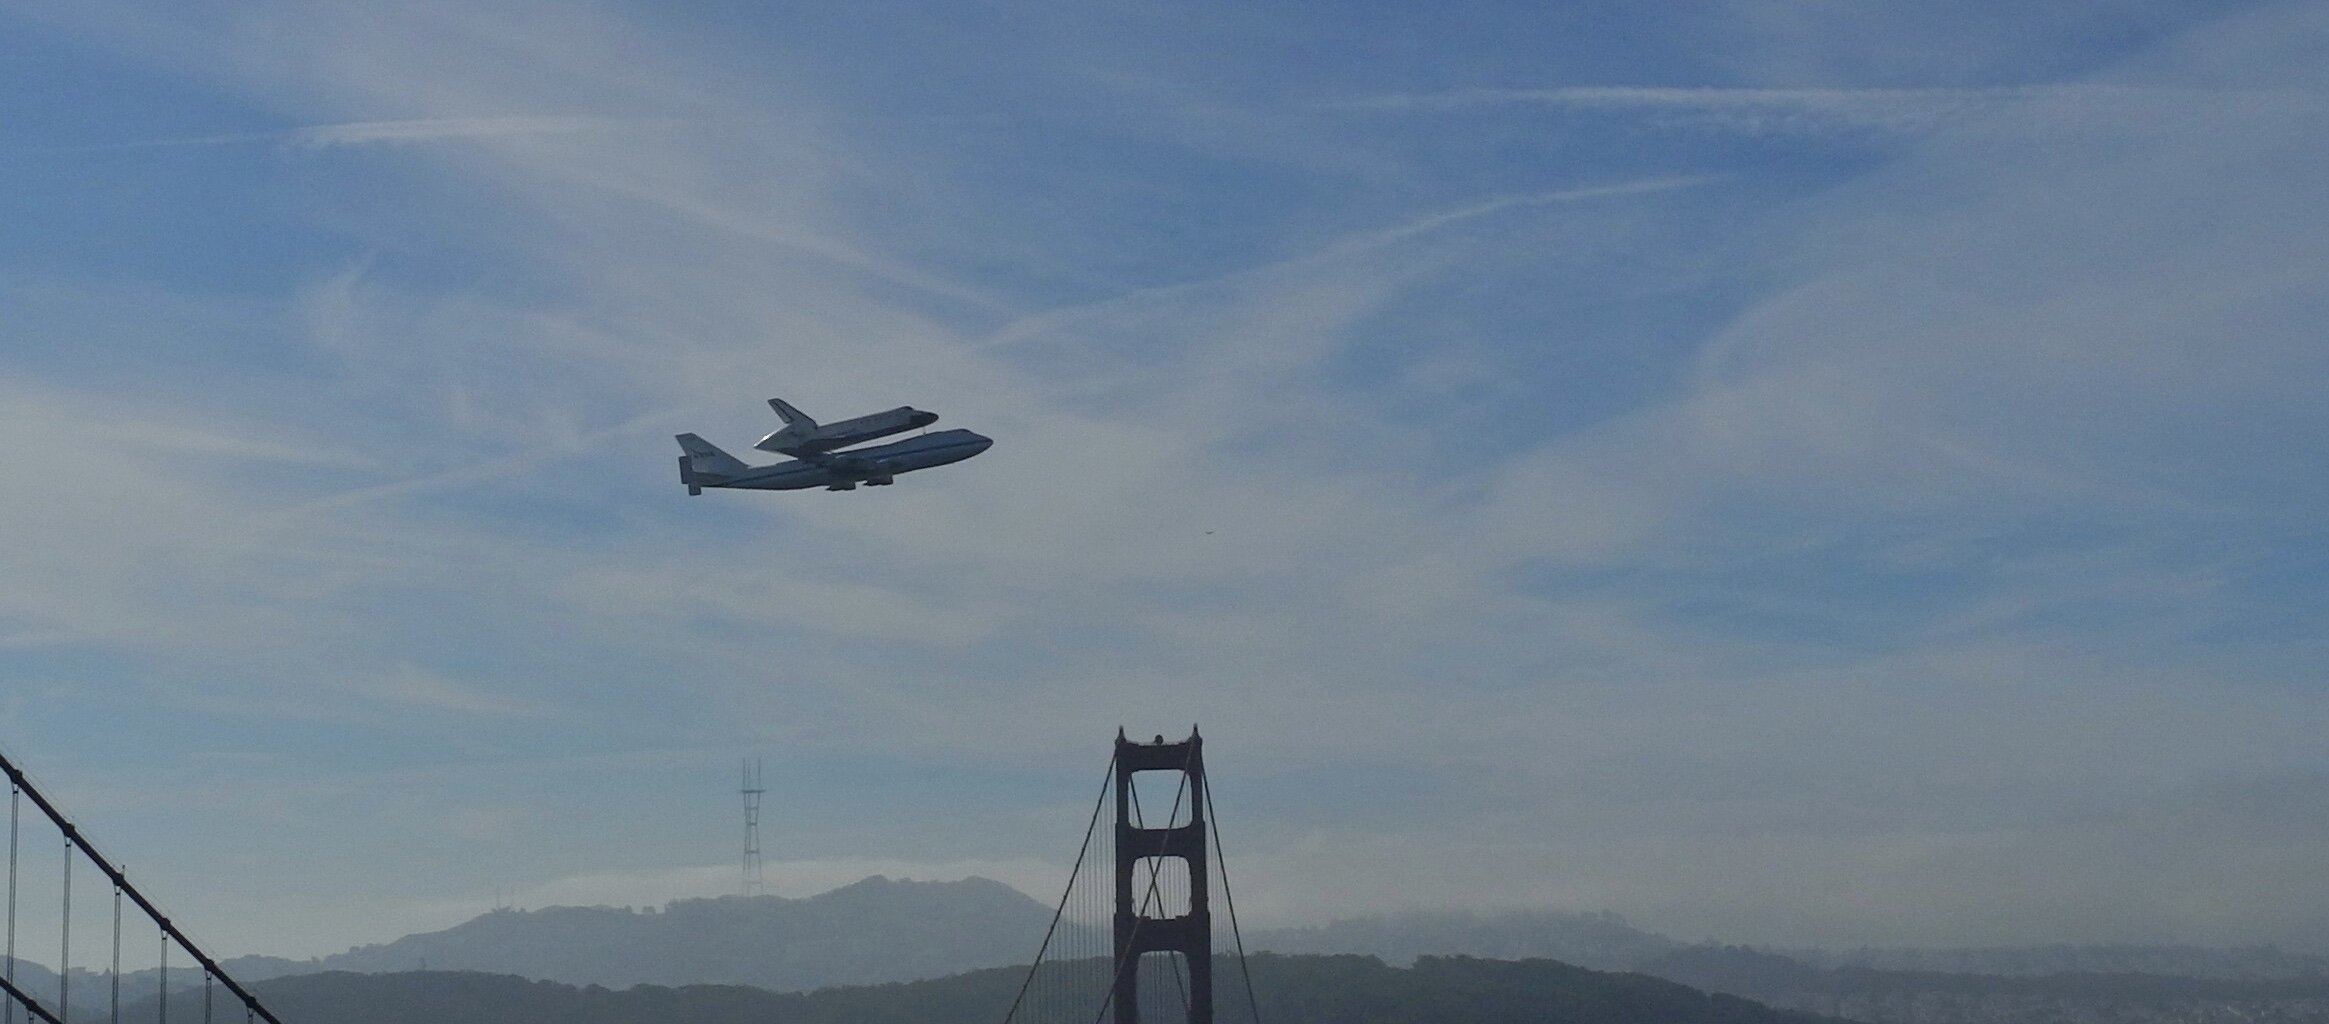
271, 874, 1086, 991
202, 876, 2329, 994
123, 955, 1849, 1024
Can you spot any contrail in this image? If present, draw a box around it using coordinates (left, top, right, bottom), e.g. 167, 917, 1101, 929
979, 175, 1722, 351
62, 115, 672, 152
1326, 84, 2312, 135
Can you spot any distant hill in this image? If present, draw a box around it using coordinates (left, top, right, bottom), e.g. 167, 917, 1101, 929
129, 956, 1845, 1024
1801, 942, 2329, 979
1641, 944, 2329, 1024
292, 875, 1090, 992
1247, 912, 2329, 981
1238, 918, 2329, 1023
124, 878, 2329, 1004
1250, 909, 1679, 970
0, 956, 171, 1012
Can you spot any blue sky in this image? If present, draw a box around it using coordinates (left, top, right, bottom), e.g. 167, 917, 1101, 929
2, 0, 2326, 963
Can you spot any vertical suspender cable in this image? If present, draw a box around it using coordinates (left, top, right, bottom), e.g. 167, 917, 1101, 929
201, 973, 210, 1024
108, 887, 119, 1024
158, 937, 167, 1024
6, 784, 17, 1024
58, 844, 68, 1024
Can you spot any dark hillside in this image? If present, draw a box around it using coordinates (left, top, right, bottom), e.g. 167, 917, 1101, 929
1642, 945, 2329, 1024
144, 955, 1842, 1024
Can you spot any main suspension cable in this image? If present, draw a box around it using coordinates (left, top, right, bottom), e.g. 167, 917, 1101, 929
1091, 740, 1197, 1024
1204, 781, 1264, 1024
0, 750, 282, 1024
1126, 778, 1193, 1013
1000, 752, 1118, 1024
0, 975, 56, 1024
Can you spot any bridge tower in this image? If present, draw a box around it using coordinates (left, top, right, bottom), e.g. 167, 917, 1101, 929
1113, 727, 1211, 1024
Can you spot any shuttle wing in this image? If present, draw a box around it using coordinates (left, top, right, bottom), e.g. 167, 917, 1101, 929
752, 398, 939, 455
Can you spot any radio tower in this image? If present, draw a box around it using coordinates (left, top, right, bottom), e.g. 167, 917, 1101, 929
740, 758, 766, 898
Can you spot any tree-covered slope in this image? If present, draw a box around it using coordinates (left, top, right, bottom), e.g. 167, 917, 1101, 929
152, 954, 1841, 1024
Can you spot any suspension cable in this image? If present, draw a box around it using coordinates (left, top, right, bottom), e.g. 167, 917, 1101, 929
0, 975, 57, 1024
1126, 779, 1193, 1015
1000, 753, 1118, 1024
1203, 780, 1263, 1024
0, 751, 281, 1024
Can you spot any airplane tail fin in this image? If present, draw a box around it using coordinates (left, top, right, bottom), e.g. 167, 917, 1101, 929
675, 433, 750, 494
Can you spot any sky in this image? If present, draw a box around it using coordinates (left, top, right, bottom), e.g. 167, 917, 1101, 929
1, 0, 2326, 965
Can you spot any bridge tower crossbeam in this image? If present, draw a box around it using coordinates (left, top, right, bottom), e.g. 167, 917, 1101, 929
1112, 728, 1212, 1024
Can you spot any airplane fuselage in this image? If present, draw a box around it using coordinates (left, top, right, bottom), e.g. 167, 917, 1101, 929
696, 429, 991, 492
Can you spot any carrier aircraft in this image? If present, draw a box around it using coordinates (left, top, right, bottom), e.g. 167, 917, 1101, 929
677, 397, 991, 494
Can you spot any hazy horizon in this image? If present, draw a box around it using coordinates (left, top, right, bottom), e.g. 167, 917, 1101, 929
15, 870, 2328, 980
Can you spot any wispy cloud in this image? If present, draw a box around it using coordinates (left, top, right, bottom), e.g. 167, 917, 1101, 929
1329, 84, 2315, 135
351, 666, 550, 718
84, 115, 674, 152
287, 115, 674, 148
978, 174, 1721, 354
1336, 176, 1724, 251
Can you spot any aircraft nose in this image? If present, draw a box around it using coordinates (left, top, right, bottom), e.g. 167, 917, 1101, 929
910, 410, 939, 428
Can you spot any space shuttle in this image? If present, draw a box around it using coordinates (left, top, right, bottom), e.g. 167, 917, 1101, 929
752, 397, 938, 456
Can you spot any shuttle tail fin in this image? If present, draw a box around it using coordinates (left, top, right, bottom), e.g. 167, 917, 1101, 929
767, 397, 816, 430
756, 397, 819, 454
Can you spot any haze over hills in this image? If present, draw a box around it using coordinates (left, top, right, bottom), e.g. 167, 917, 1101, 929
217, 879, 1699, 993
1250, 911, 2329, 979
22, 874, 2329, 1024
229, 875, 1089, 992
176, 874, 2329, 1007
1250, 909, 1680, 971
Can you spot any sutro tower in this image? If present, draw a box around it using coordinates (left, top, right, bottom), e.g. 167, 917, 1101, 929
740, 758, 767, 897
